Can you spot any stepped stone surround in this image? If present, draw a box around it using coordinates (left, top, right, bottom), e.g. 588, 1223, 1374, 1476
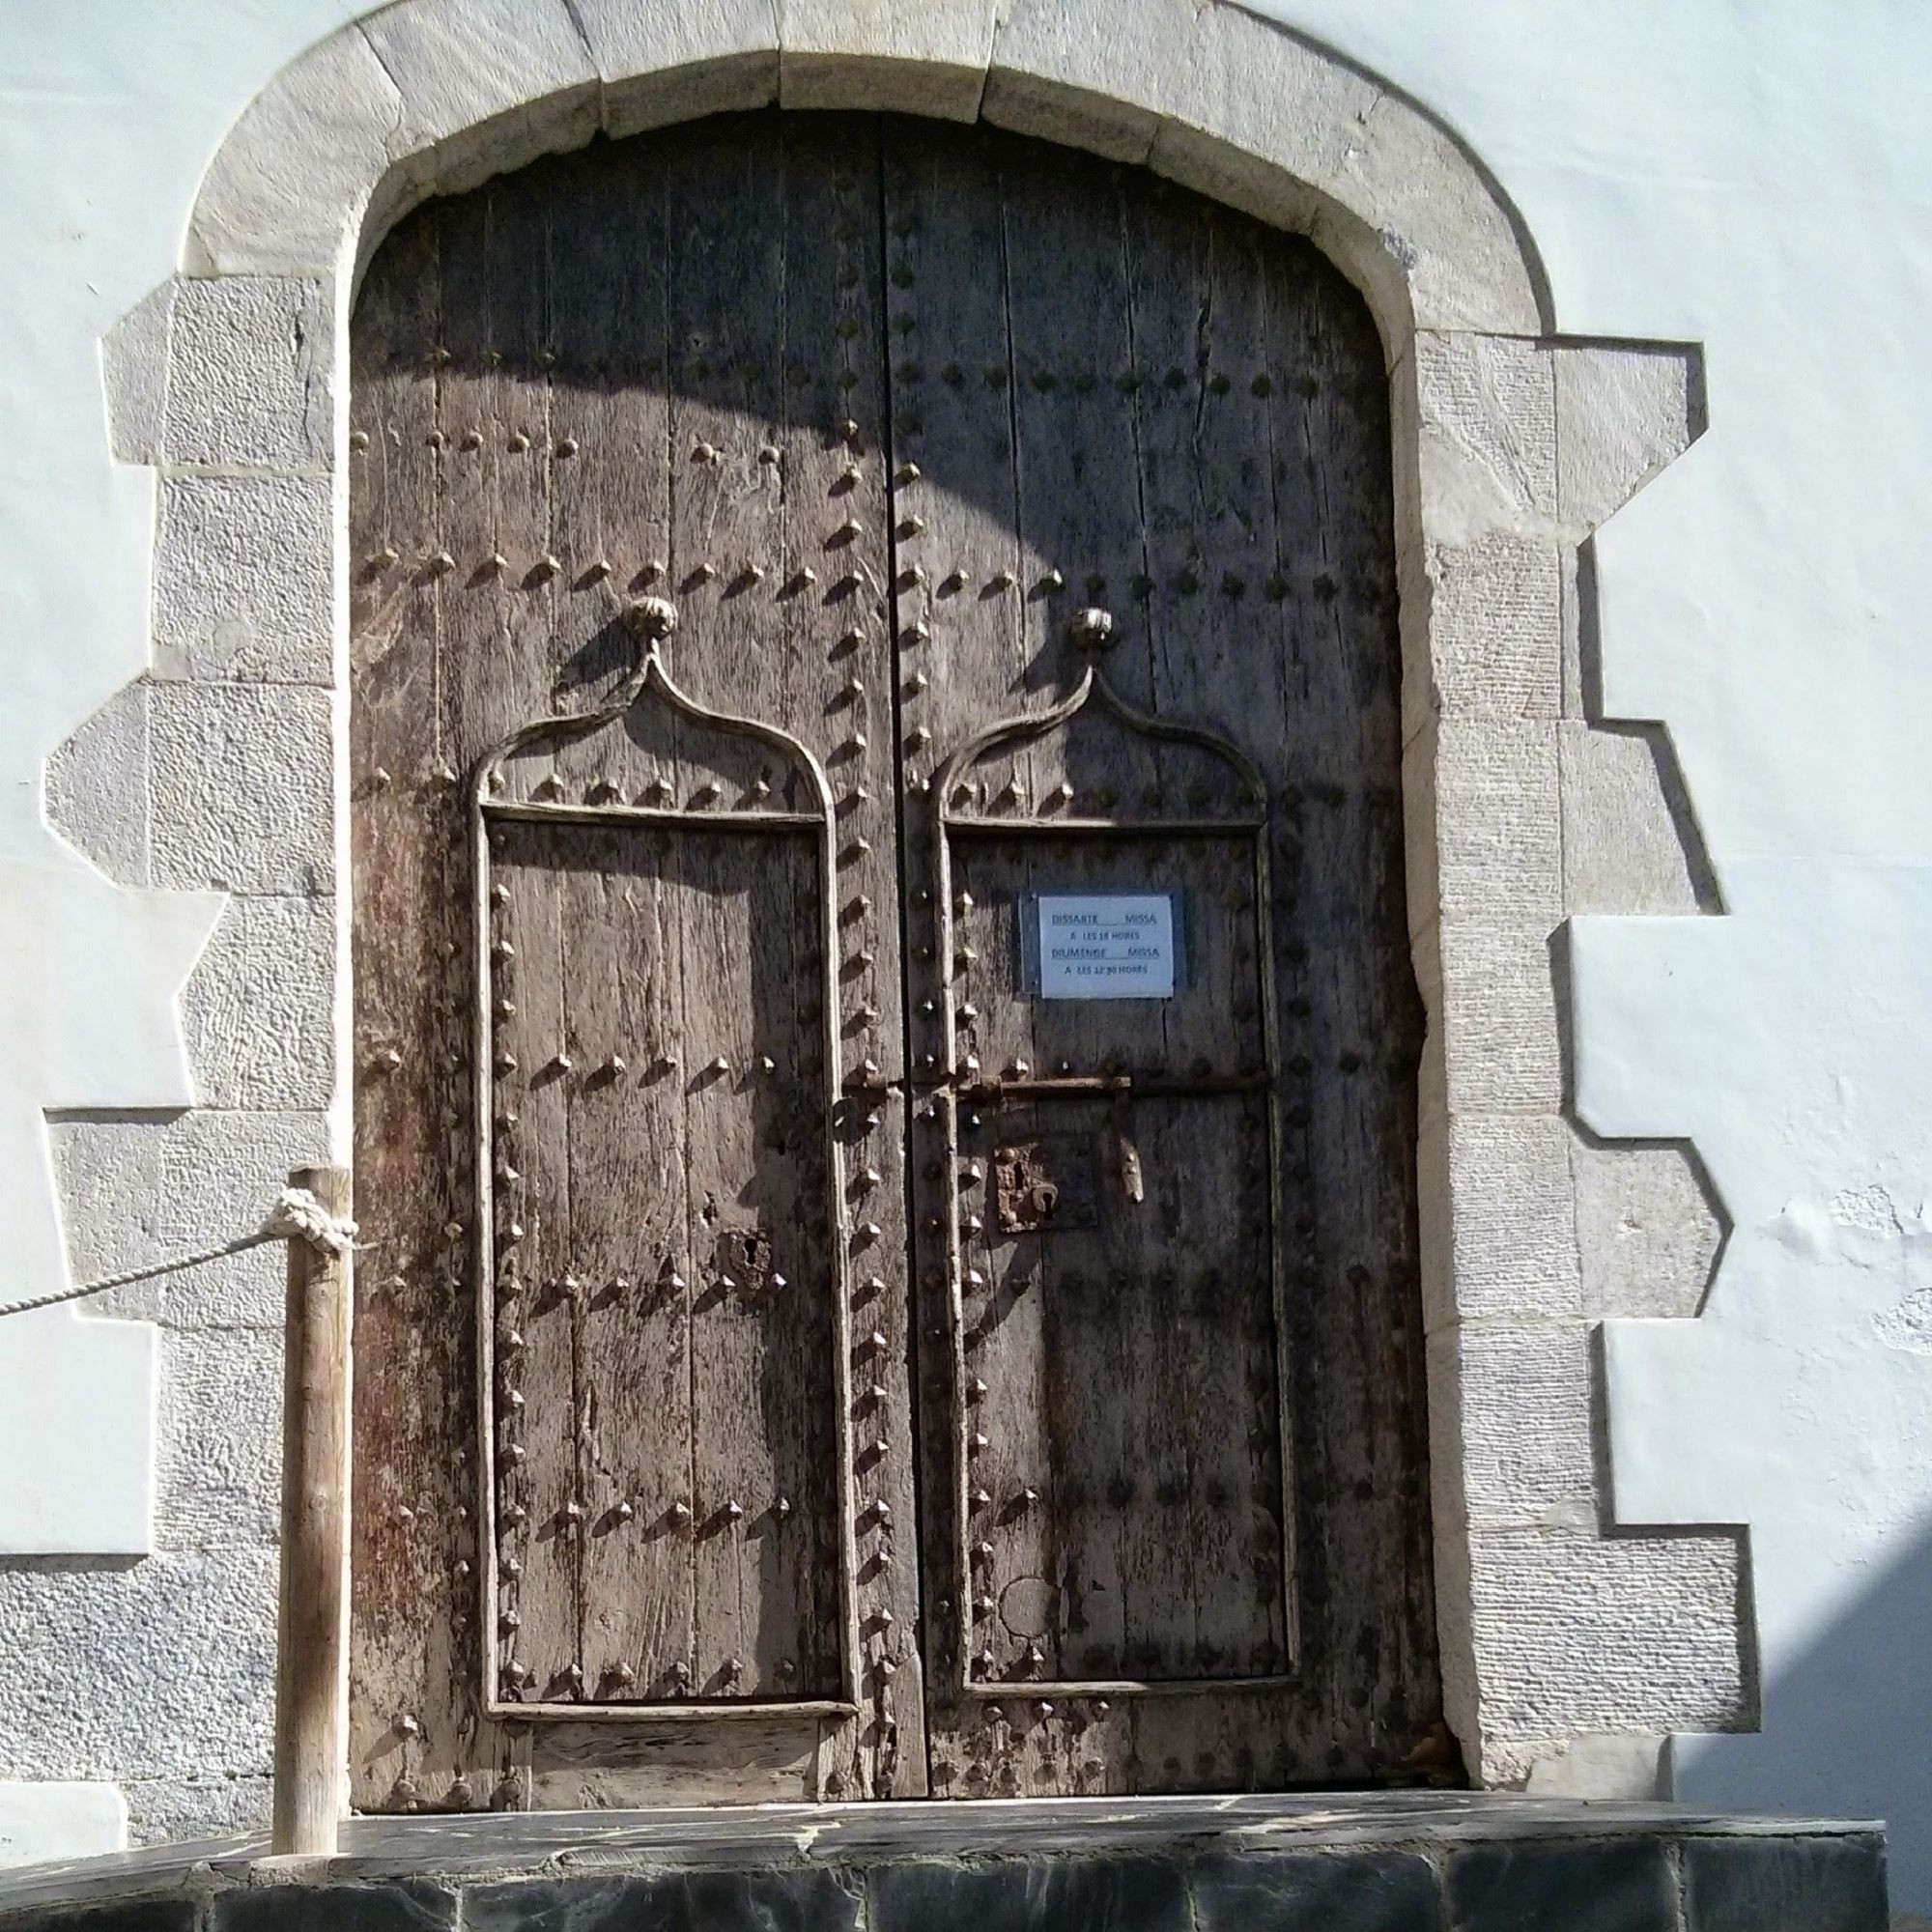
8, 0, 1746, 1835
0, 1797, 1889, 1931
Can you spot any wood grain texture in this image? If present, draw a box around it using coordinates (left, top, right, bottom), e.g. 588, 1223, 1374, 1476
273, 1164, 354, 1855
351, 109, 1434, 1811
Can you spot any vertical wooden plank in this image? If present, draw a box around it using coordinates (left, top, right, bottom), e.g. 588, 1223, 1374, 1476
350, 197, 507, 1813
1263, 241, 1433, 1769
881, 118, 1031, 1801
772, 115, 925, 1798
1115, 189, 1294, 1790
450, 169, 582, 1708
537, 138, 695, 1707
661, 119, 807, 1706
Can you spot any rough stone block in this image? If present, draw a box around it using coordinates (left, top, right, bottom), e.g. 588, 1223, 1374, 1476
1558, 723, 1712, 917
1423, 1114, 1584, 1327
1446, 1837, 1674, 1932
182, 896, 335, 1111
1553, 342, 1702, 539
1523, 1732, 1666, 1800
1430, 1321, 1595, 1529
1573, 1139, 1723, 1321
155, 1327, 282, 1552
360, 0, 600, 200
213, 1883, 459, 1932
870, 1858, 1188, 1932
1425, 919, 1565, 1115
1466, 1526, 1747, 1763
185, 29, 403, 276
781, 0, 995, 118
1192, 1850, 1444, 1931
1414, 332, 1557, 544
148, 684, 331, 896
1406, 536, 1564, 745
50, 1108, 330, 1326
153, 476, 333, 685
102, 282, 176, 466
1684, 1834, 1889, 1932
45, 682, 151, 888
0, 1780, 127, 1870
0, 1552, 276, 1780
122, 1772, 270, 1849
574, 0, 778, 139
468, 1870, 862, 1932
163, 278, 333, 472
1415, 719, 1562, 928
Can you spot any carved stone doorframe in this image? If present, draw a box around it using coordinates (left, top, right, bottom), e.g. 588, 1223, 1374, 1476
85, 0, 1744, 1797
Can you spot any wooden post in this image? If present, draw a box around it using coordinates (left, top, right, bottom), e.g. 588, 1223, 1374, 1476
271, 1163, 353, 1858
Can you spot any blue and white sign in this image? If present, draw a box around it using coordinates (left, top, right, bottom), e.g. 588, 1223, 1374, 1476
1033, 893, 1179, 1000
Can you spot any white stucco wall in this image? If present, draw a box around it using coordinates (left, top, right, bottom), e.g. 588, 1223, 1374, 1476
0, 0, 1929, 1910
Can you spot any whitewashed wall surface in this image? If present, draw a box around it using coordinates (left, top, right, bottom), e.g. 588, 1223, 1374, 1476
0, 0, 1929, 1916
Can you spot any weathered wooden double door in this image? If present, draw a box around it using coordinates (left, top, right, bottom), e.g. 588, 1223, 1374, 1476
349, 111, 1437, 1811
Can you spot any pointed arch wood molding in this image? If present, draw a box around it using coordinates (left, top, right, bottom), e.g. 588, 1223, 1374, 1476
469, 601, 859, 1723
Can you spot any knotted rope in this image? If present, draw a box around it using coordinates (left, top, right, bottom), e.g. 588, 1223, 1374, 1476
0, 1187, 359, 1320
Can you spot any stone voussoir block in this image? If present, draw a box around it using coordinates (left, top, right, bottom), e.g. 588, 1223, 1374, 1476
1336, 115, 1545, 338
1148, 9, 1374, 252
983, 0, 1168, 162
183, 895, 336, 1111
359, 0, 601, 202
185, 27, 403, 277
781, 0, 996, 119
163, 276, 333, 472
153, 472, 334, 684
574, 0, 779, 140
148, 681, 333, 896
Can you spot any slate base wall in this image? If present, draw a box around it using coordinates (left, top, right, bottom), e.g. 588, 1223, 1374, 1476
0, 1831, 1889, 1932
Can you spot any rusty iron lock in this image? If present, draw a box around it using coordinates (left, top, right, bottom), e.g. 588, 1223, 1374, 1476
993, 1139, 1100, 1235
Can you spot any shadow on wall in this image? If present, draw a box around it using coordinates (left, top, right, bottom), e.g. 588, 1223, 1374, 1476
1672, 1516, 1932, 1909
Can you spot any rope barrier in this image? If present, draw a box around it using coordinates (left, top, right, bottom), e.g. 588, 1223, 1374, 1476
0, 1187, 359, 1321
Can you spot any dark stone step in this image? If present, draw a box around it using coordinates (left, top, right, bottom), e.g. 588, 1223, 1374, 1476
0, 1797, 1888, 1932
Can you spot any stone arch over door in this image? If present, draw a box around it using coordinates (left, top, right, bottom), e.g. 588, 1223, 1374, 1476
83, 0, 1746, 1803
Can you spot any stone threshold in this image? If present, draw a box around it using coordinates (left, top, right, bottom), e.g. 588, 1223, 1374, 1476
0, 1794, 1889, 1930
